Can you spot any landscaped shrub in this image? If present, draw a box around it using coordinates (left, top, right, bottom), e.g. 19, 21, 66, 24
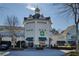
51, 45, 75, 50
35, 45, 44, 50
35, 45, 39, 48
66, 51, 79, 56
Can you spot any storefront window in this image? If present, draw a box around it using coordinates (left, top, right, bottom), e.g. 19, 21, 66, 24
68, 41, 76, 46
57, 41, 66, 46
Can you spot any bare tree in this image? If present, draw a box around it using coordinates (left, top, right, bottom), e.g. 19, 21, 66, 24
6, 16, 19, 48
53, 3, 79, 52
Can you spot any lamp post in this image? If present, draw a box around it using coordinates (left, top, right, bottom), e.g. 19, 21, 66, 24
0, 34, 2, 45
20, 41, 22, 48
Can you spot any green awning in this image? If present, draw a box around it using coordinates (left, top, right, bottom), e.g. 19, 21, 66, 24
39, 37, 47, 41
26, 37, 33, 41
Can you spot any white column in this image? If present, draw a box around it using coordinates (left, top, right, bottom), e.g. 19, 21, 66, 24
46, 21, 50, 47
34, 20, 39, 47
24, 22, 28, 44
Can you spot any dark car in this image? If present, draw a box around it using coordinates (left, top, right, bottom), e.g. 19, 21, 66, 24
0, 44, 9, 50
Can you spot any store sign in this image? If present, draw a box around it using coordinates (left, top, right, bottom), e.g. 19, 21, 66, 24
40, 31, 45, 36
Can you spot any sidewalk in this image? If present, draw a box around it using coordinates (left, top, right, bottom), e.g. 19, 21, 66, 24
0, 52, 10, 56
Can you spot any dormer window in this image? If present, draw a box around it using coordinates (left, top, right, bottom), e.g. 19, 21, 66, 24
40, 15, 44, 19
29, 14, 33, 19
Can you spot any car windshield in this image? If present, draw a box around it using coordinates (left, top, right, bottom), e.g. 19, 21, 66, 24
1, 44, 7, 46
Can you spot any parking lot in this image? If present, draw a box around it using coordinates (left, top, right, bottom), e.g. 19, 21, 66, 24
7, 49, 65, 56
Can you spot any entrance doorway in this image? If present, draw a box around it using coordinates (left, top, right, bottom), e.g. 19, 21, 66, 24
26, 37, 33, 48
28, 41, 33, 47
39, 37, 47, 48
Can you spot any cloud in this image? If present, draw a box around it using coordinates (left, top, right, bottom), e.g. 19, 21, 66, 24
26, 4, 35, 11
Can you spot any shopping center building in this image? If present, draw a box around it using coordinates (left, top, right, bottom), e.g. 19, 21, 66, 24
0, 7, 78, 48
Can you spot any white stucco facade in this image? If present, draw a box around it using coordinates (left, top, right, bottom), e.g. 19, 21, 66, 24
51, 34, 66, 46
51, 25, 79, 46
0, 26, 25, 42
24, 7, 52, 47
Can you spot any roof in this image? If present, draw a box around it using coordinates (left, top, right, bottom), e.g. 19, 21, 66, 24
24, 14, 51, 21
24, 7, 51, 21
0, 32, 24, 37
67, 25, 75, 30
61, 25, 79, 34
0, 25, 24, 29
0, 26, 24, 32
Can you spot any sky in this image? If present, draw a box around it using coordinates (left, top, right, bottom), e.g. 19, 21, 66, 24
0, 3, 75, 32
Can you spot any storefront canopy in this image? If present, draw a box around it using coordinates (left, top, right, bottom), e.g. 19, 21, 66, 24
26, 37, 33, 41
39, 37, 47, 41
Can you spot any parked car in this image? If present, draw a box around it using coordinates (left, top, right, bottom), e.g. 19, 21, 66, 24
0, 44, 10, 50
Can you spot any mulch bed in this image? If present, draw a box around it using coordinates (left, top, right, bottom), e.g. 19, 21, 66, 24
51, 46, 76, 50
65, 51, 79, 56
